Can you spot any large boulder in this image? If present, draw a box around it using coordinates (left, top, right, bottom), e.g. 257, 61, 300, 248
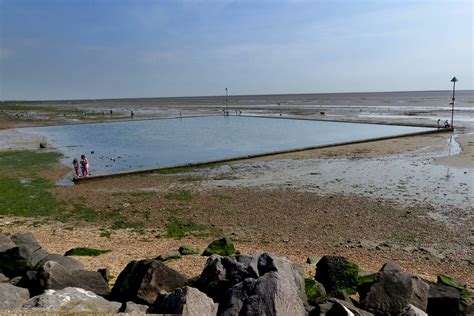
109, 259, 187, 305
0, 244, 49, 277
149, 286, 217, 315
360, 271, 429, 315
202, 237, 235, 256
10, 232, 41, 251
34, 253, 85, 271
119, 301, 149, 313
24, 287, 121, 312
426, 281, 461, 316
315, 256, 359, 295
218, 271, 307, 316
0, 283, 30, 309
197, 254, 259, 300
33, 261, 110, 297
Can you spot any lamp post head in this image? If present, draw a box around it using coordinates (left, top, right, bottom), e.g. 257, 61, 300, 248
451, 77, 458, 82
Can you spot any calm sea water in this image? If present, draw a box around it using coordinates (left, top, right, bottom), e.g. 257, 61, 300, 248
22, 116, 434, 176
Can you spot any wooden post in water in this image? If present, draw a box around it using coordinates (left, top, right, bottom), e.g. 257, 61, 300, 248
450, 76, 457, 128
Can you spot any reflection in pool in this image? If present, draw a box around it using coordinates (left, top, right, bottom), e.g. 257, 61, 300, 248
22, 116, 434, 176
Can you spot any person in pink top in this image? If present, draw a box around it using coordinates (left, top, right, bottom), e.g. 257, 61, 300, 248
80, 154, 89, 177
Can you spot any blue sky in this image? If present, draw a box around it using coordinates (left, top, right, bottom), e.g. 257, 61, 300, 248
0, 0, 472, 100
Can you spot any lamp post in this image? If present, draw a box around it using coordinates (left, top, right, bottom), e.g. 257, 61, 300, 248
225, 88, 228, 111
450, 77, 457, 128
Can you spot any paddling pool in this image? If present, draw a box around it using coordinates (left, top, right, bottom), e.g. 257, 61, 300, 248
21, 116, 435, 176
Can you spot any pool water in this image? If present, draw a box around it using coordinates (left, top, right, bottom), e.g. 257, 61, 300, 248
22, 116, 434, 176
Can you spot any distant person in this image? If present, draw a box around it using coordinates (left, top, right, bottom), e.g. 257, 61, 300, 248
80, 154, 89, 177
110, 110, 113, 115
444, 120, 450, 128
72, 158, 80, 178
179, 112, 182, 118
131, 110, 134, 117
437, 119, 441, 129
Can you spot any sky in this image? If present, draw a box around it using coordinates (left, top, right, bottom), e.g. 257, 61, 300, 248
0, 0, 472, 100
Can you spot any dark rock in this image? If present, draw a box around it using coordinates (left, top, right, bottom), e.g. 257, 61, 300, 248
109, 259, 187, 305
0, 283, 30, 309
179, 245, 201, 255
119, 301, 149, 313
218, 271, 307, 316
0, 244, 48, 278
380, 262, 402, 273
33, 261, 110, 297
156, 251, 182, 261
360, 271, 429, 314
426, 281, 461, 316
39, 142, 46, 148
149, 286, 217, 315
437, 274, 470, 301
315, 256, 359, 295
16, 270, 38, 290
24, 287, 121, 312
0, 233, 16, 252
202, 237, 235, 256
197, 254, 259, 300
34, 253, 85, 271
98, 268, 110, 283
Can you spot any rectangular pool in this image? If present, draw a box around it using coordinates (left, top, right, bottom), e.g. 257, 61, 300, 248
22, 116, 435, 176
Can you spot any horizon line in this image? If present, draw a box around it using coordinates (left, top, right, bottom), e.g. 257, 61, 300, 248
1, 89, 472, 103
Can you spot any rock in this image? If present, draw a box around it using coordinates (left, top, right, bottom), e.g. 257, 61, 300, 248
39, 142, 46, 148
197, 254, 259, 300
33, 261, 110, 297
218, 271, 307, 316
380, 262, 402, 273
149, 286, 217, 315
119, 301, 149, 313
10, 232, 41, 251
306, 256, 320, 264
0, 283, 30, 309
305, 277, 326, 305
179, 245, 200, 255
426, 281, 461, 316
24, 287, 121, 312
315, 256, 359, 295
360, 271, 429, 314
400, 304, 428, 315
0, 233, 16, 252
157, 251, 182, 261
110, 259, 187, 305
0, 244, 49, 278
0, 273, 9, 283
34, 253, 85, 271
437, 274, 470, 301
98, 268, 110, 282
202, 237, 235, 256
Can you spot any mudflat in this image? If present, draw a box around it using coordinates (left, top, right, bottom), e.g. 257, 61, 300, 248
0, 94, 472, 286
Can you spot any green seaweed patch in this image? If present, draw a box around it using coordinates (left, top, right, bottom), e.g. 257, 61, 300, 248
438, 274, 471, 301
202, 237, 235, 256
305, 278, 326, 305
65, 247, 111, 257
165, 217, 208, 239
164, 190, 193, 201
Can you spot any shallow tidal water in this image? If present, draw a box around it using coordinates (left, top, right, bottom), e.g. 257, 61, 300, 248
22, 116, 434, 176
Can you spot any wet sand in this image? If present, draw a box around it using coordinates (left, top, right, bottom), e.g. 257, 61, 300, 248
0, 100, 473, 287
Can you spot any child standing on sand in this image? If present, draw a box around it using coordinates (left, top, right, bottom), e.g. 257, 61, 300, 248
80, 154, 89, 177
72, 158, 79, 178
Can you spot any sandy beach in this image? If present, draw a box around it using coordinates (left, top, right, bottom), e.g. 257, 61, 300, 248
0, 95, 473, 287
